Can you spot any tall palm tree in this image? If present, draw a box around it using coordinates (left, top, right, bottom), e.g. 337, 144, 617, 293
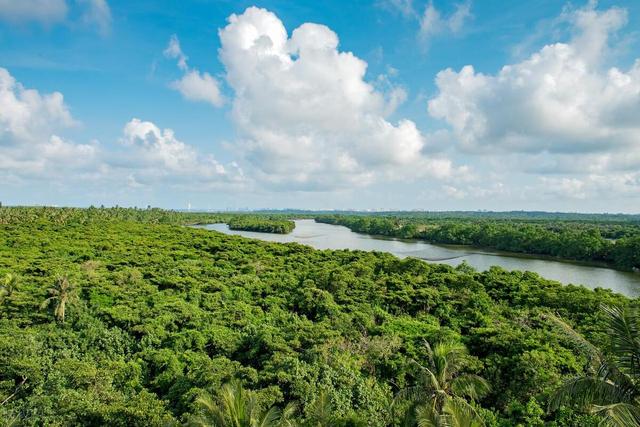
40, 276, 78, 323
396, 341, 490, 427
188, 380, 297, 427
1, 273, 19, 298
550, 305, 640, 426
304, 391, 335, 427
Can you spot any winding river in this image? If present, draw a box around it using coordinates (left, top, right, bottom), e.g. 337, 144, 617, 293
199, 219, 640, 297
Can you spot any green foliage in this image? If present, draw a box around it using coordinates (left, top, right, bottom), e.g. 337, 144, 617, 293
0, 207, 632, 425
315, 215, 640, 270
550, 305, 640, 426
228, 217, 296, 234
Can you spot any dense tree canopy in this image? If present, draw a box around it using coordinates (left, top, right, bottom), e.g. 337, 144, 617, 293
0, 207, 635, 425
228, 218, 295, 234
315, 215, 640, 270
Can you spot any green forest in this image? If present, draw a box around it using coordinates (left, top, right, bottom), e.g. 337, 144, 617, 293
228, 217, 295, 234
315, 215, 640, 271
1, 207, 640, 426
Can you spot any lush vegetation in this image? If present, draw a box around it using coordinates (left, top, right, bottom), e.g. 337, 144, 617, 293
0, 207, 637, 425
551, 305, 640, 425
228, 217, 295, 234
315, 215, 640, 271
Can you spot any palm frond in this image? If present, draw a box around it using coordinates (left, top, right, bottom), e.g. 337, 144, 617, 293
592, 402, 640, 427
450, 374, 491, 401
258, 405, 282, 427
307, 391, 333, 425
444, 397, 485, 427
550, 376, 632, 411
602, 305, 640, 378
414, 403, 439, 427
278, 402, 298, 427
543, 312, 603, 371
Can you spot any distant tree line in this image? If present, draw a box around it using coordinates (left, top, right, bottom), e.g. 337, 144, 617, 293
228, 217, 295, 234
316, 215, 640, 271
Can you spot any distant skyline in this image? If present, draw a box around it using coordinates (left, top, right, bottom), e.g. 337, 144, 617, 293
1, 0, 640, 212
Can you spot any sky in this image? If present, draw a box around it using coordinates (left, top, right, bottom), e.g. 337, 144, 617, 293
1, 0, 639, 212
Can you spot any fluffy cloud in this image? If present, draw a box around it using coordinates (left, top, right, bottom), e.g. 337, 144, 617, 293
117, 118, 242, 187
218, 6, 464, 190
0, 67, 239, 192
428, 2, 639, 160
0, 67, 98, 181
0, 68, 75, 144
169, 70, 224, 107
164, 35, 224, 107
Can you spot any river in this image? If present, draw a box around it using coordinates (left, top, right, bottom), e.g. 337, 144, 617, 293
199, 219, 640, 297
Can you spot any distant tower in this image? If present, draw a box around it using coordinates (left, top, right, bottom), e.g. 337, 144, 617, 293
188, 202, 192, 211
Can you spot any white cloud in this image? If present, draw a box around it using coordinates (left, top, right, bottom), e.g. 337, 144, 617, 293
169, 70, 224, 107
218, 6, 465, 190
164, 34, 188, 71
0, 0, 68, 25
428, 2, 639, 159
419, 1, 471, 42
164, 35, 224, 107
117, 118, 243, 188
540, 173, 640, 201
0, 67, 240, 192
78, 0, 111, 36
0, 67, 99, 181
0, 67, 75, 145
379, 0, 416, 18
0, 0, 111, 35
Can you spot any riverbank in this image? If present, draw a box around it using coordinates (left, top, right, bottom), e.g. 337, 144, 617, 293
201, 219, 640, 297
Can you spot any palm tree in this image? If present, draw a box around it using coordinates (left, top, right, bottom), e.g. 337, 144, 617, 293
1, 273, 19, 298
304, 391, 335, 427
396, 341, 490, 427
188, 380, 297, 427
550, 305, 640, 426
40, 275, 78, 323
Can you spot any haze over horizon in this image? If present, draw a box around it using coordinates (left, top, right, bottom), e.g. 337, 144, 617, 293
1, 0, 640, 212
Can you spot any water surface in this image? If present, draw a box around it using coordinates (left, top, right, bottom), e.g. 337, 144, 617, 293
199, 219, 640, 297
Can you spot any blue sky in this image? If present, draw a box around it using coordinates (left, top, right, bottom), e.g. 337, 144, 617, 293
1, 0, 640, 211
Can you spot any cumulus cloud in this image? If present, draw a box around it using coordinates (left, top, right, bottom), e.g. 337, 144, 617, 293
218, 6, 465, 190
419, 1, 471, 42
0, 0, 68, 25
428, 2, 639, 159
0, 67, 99, 181
0, 67, 239, 192
116, 118, 244, 190
169, 70, 224, 107
0, 68, 75, 144
164, 35, 224, 107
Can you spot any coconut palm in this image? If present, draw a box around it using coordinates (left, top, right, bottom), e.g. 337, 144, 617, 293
40, 276, 78, 323
550, 305, 640, 426
187, 380, 297, 427
396, 341, 490, 427
304, 391, 335, 427
0, 273, 19, 298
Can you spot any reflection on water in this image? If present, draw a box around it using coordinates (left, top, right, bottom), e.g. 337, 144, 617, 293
198, 219, 640, 297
